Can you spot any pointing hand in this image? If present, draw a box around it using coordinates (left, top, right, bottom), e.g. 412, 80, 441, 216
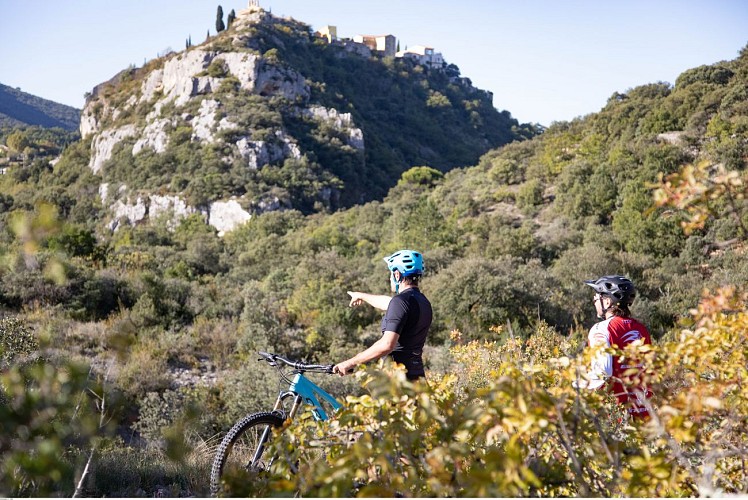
348, 291, 364, 307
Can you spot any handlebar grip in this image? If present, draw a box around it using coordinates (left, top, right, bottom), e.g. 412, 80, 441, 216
257, 352, 333, 373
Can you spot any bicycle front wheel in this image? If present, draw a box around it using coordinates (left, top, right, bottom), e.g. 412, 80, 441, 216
210, 411, 285, 496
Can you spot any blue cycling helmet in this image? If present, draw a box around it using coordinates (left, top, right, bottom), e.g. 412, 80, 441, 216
384, 250, 424, 277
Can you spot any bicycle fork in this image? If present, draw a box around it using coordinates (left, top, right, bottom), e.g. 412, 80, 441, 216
249, 392, 304, 467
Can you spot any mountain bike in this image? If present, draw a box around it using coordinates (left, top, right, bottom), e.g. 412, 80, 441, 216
210, 351, 342, 495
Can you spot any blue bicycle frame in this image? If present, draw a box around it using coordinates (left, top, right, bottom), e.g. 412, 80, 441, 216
261, 352, 343, 422
250, 354, 342, 465
287, 372, 342, 421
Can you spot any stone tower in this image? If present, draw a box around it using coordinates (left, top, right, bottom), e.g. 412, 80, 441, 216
248, 0, 259, 7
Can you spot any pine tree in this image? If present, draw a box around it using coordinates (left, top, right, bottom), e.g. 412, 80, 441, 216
227, 9, 236, 27
206, 29, 210, 42
216, 5, 225, 33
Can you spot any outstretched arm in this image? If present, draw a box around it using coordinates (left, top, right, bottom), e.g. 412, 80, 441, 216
348, 291, 391, 311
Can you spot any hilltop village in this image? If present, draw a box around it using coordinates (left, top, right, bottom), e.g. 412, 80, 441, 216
315, 25, 445, 70
245, 0, 450, 73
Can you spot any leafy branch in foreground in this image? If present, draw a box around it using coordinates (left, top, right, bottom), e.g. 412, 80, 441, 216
653, 160, 748, 240
220, 288, 747, 497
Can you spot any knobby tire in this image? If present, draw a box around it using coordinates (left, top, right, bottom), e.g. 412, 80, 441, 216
210, 411, 285, 496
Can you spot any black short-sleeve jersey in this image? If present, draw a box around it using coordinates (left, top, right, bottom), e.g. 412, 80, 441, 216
380, 287, 432, 378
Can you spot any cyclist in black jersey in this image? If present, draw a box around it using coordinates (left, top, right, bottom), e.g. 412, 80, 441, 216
333, 250, 432, 380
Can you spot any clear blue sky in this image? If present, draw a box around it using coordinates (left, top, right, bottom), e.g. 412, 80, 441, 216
1, 0, 746, 126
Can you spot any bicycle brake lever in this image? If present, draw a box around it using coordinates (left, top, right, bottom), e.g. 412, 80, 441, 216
257, 351, 278, 366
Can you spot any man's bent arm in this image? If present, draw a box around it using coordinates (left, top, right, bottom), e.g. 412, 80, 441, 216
333, 331, 399, 375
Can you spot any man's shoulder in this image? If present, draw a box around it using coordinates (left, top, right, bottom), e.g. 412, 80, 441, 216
405, 287, 432, 307
385, 292, 409, 313
609, 316, 651, 342
590, 317, 615, 332
610, 316, 648, 330
589, 318, 613, 344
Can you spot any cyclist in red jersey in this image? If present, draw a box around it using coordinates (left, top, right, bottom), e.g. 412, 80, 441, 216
577, 275, 653, 419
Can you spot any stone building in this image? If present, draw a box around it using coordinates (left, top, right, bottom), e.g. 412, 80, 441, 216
352, 34, 396, 57
316, 25, 337, 43
396, 45, 444, 68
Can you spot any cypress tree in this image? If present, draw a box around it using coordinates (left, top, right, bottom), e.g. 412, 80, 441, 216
216, 5, 225, 33
227, 9, 236, 27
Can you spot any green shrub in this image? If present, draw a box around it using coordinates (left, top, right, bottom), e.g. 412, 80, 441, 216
0, 316, 37, 368
205, 59, 228, 78
397, 166, 444, 187
515, 178, 544, 213
0, 359, 107, 497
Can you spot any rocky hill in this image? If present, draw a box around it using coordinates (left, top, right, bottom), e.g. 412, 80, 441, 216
0, 83, 80, 130
79, 7, 537, 234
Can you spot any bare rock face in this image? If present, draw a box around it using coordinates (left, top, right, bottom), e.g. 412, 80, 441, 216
255, 63, 310, 101
235, 138, 272, 169
79, 108, 99, 139
348, 128, 365, 149
303, 105, 365, 150
103, 185, 259, 236
208, 199, 252, 236
108, 195, 147, 231
140, 68, 164, 103
89, 125, 137, 173
82, 46, 313, 175
161, 50, 216, 107
219, 52, 261, 91
133, 118, 173, 155
149, 194, 196, 222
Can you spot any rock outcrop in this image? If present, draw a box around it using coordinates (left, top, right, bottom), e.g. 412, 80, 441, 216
89, 125, 137, 173
103, 185, 255, 235
81, 17, 359, 234
208, 199, 252, 236
303, 106, 365, 150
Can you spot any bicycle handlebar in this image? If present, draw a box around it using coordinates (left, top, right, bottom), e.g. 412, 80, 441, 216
258, 351, 334, 374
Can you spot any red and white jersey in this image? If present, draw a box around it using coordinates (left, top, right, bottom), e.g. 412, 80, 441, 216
587, 315, 653, 418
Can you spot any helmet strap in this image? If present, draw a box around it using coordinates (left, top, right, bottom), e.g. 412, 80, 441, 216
596, 295, 611, 320
391, 270, 402, 293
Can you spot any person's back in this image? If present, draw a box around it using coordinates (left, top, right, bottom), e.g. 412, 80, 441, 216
383, 286, 432, 380
588, 314, 652, 417
584, 275, 653, 419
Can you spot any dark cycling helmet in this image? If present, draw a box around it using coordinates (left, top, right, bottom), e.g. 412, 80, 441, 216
384, 250, 424, 277
584, 275, 636, 306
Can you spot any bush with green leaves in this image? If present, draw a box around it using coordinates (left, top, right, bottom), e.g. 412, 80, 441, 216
0, 359, 111, 496
0, 316, 38, 368
217, 287, 748, 497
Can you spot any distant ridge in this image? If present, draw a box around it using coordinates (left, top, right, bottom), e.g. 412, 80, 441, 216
0, 83, 80, 130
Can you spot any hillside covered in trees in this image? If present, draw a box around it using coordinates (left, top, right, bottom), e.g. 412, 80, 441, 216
71, 7, 536, 223
0, 5, 747, 495
0, 83, 80, 130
